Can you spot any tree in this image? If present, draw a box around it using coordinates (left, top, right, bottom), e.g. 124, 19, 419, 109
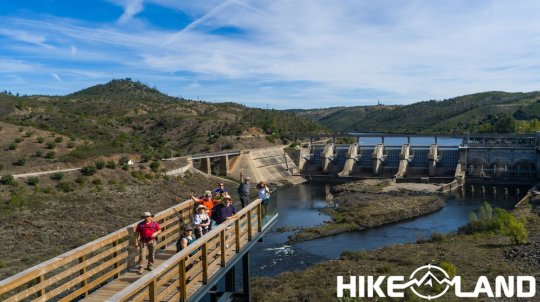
493, 113, 516, 133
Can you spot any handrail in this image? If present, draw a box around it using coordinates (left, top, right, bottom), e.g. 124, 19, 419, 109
0, 198, 196, 301
105, 198, 274, 302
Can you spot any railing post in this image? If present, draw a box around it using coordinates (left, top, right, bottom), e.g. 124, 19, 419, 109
79, 256, 88, 297
179, 259, 187, 302
112, 239, 119, 278
35, 275, 45, 297
202, 242, 208, 284
220, 230, 226, 266
235, 220, 241, 252
257, 203, 262, 232
149, 279, 157, 302
247, 209, 253, 241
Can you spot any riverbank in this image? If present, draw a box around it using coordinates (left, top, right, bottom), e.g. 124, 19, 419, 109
253, 202, 540, 301
287, 179, 446, 243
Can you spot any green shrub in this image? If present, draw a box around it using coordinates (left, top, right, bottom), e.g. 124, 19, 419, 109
92, 178, 102, 186
81, 165, 97, 176
14, 137, 23, 143
0, 163, 4, 170
106, 160, 117, 169
66, 141, 75, 148
46, 142, 56, 149
0, 175, 16, 186
15, 157, 27, 166
37, 137, 45, 143
45, 151, 56, 159
95, 160, 106, 170
54, 137, 63, 143
50, 172, 64, 181
75, 176, 86, 185
459, 202, 528, 244
18, 127, 24, 132
118, 156, 130, 166
56, 181, 75, 192
150, 161, 160, 173
27, 177, 39, 186
430, 232, 447, 242
438, 260, 456, 277
35, 150, 43, 157
8, 143, 17, 150
340, 249, 368, 260
122, 164, 129, 171
24, 131, 35, 137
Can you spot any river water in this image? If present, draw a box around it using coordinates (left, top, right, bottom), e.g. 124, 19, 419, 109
250, 181, 528, 277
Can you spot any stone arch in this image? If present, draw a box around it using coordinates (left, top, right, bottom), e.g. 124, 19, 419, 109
513, 157, 535, 171
468, 156, 488, 168
489, 157, 512, 168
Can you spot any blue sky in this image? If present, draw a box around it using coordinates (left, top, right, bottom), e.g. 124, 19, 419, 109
1, 0, 540, 109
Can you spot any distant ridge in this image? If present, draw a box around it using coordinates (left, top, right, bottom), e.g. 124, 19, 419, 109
292, 91, 540, 134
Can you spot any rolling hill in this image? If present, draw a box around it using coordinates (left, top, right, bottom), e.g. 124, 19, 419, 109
0, 79, 328, 162
292, 91, 540, 134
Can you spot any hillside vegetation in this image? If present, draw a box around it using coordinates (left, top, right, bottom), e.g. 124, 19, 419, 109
294, 91, 540, 133
0, 79, 327, 164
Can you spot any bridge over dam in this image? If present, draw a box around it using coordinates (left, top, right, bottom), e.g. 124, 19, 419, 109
294, 133, 540, 188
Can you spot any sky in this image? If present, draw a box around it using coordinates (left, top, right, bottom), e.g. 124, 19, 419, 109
1, 0, 540, 109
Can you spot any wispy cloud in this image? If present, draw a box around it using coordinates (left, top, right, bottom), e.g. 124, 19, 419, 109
114, 0, 144, 24
2, 1, 540, 108
51, 72, 63, 82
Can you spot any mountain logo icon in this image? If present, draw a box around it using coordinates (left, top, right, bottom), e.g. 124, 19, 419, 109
407, 264, 452, 300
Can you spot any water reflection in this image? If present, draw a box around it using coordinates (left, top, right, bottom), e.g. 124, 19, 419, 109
251, 182, 528, 277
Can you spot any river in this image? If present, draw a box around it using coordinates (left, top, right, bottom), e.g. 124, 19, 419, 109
250, 181, 528, 277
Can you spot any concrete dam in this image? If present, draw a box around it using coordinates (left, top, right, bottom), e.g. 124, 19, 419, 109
186, 133, 539, 190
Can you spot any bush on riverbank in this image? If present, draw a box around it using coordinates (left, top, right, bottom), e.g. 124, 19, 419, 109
459, 202, 528, 245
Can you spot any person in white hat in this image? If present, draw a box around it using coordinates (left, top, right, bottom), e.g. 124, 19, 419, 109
135, 212, 161, 274
193, 204, 210, 238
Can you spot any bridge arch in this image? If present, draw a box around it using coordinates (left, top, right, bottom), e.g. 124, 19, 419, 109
468, 156, 488, 168
513, 157, 535, 171
489, 157, 512, 168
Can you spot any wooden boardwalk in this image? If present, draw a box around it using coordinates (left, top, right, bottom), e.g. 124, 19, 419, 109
0, 196, 273, 302
81, 247, 177, 302
82, 235, 250, 302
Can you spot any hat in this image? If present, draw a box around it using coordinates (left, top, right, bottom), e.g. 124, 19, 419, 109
222, 194, 232, 201
196, 204, 207, 211
204, 190, 212, 196
244, 176, 250, 180
142, 212, 154, 218
183, 225, 193, 231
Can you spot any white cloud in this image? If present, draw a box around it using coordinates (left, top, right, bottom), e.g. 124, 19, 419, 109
113, 0, 144, 24
51, 73, 63, 82
3, 1, 540, 107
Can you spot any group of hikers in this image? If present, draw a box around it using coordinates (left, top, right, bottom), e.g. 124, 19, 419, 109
134, 175, 272, 274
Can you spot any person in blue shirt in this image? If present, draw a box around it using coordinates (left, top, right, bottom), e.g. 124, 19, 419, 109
212, 195, 237, 225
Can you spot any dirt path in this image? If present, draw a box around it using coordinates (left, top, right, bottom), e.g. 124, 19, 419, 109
13, 167, 81, 178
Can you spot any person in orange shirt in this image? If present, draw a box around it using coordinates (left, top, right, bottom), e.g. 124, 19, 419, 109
190, 190, 218, 229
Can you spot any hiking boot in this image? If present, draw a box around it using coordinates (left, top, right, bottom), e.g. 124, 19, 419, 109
137, 266, 144, 274
147, 266, 153, 271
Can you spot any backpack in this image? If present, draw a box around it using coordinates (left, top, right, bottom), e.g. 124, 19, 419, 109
138, 221, 159, 242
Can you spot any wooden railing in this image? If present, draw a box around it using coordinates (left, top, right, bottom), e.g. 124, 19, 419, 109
104, 199, 271, 302
0, 199, 196, 302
